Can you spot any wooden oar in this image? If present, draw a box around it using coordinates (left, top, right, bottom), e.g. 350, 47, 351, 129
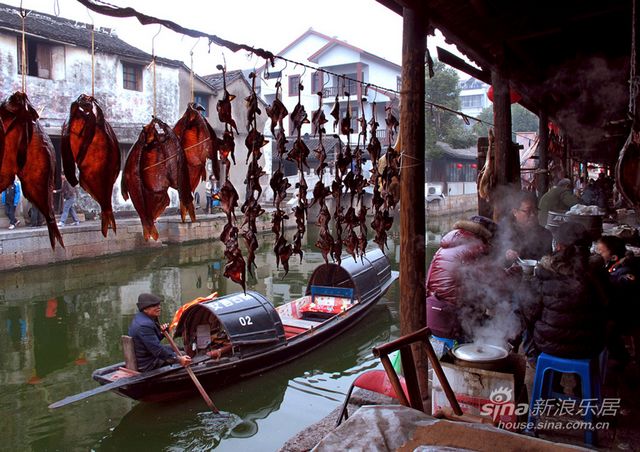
48, 355, 211, 409
162, 329, 219, 413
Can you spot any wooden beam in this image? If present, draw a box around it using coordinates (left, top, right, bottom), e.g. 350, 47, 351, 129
491, 69, 513, 220
436, 47, 490, 84
400, 5, 428, 407
537, 110, 549, 194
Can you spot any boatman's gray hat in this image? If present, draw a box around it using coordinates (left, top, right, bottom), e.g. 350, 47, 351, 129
137, 293, 163, 311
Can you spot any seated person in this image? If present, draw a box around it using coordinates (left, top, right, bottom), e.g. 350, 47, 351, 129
596, 235, 639, 363
426, 215, 498, 340
128, 293, 191, 372
522, 222, 606, 362
496, 191, 553, 265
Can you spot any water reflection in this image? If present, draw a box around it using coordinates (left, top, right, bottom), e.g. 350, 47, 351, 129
0, 212, 463, 451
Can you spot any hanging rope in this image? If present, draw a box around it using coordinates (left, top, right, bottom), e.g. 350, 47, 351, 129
20, 5, 27, 93
151, 25, 161, 117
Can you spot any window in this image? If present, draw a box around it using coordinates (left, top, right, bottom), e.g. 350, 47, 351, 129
264, 70, 281, 80
193, 93, 209, 116
461, 94, 483, 108
311, 71, 323, 95
397, 76, 402, 92
289, 74, 300, 97
122, 62, 143, 91
17, 37, 52, 79
344, 73, 358, 96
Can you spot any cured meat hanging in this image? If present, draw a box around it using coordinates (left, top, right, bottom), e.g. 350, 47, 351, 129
121, 117, 194, 241
0, 92, 63, 249
241, 72, 268, 278
61, 94, 121, 237
173, 102, 220, 193
371, 102, 400, 252
268, 80, 293, 276
287, 81, 310, 264
215, 66, 246, 291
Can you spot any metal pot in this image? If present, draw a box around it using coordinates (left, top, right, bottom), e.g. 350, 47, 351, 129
450, 343, 510, 372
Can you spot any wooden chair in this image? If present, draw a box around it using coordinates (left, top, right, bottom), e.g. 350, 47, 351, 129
121, 335, 138, 372
372, 327, 493, 424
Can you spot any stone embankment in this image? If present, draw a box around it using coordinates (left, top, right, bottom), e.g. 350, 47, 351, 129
0, 210, 280, 271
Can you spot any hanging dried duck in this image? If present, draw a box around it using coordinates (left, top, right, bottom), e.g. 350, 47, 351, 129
61, 94, 121, 237
289, 80, 310, 264
240, 72, 268, 278
220, 178, 245, 291
371, 103, 400, 252
267, 78, 293, 277
121, 117, 194, 241
0, 92, 63, 249
173, 102, 220, 192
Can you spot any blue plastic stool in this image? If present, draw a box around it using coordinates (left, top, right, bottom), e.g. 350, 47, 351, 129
527, 352, 602, 446
432, 335, 457, 352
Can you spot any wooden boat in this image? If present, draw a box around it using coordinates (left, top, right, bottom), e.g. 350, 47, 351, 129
91, 249, 397, 403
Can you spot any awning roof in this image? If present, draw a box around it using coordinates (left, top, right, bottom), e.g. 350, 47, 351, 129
378, 0, 637, 163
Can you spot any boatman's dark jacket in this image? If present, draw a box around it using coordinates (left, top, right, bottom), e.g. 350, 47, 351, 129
128, 312, 177, 372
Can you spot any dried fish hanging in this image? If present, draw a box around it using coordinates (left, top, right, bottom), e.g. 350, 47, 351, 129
61, 22, 122, 238
173, 42, 220, 195
121, 27, 194, 241
216, 66, 245, 292
0, 10, 63, 249
241, 72, 268, 278
267, 80, 293, 275
329, 83, 343, 264
371, 103, 400, 251
287, 80, 310, 264
310, 90, 333, 264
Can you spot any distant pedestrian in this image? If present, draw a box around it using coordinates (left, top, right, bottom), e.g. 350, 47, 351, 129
205, 175, 214, 214
55, 175, 80, 226
2, 177, 21, 230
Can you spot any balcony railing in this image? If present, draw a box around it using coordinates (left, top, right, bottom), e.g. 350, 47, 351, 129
322, 85, 360, 98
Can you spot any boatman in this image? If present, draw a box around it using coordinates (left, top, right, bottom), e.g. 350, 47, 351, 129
128, 293, 191, 372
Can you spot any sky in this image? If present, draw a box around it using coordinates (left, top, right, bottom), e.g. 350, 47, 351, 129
4, 0, 470, 84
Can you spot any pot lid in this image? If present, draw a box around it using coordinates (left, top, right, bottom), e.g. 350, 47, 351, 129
452, 343, 508, 362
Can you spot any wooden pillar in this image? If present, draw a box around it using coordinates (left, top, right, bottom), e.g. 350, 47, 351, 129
537, 110, 549, 195
491, 70, 512, 220
400, 5, 428, 407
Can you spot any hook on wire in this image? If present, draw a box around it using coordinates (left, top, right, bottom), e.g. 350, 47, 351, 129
151, 24, 162, 57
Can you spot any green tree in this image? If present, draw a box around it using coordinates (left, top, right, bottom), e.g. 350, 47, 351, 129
472, 104, 539, 139
425, 61, 475, 159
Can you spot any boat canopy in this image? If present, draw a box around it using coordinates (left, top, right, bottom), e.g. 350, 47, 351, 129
305, 248, 393, 304
174, 291, 286, 358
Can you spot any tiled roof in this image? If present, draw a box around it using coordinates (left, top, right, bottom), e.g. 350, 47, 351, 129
435, 141, 477, 160
201, 70, 246, 91
0, 2, 180, 66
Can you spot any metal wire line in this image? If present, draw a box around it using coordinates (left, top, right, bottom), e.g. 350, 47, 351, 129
76, 0, 531, 136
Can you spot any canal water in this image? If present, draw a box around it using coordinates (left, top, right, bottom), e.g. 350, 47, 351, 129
0, 214, 462, 451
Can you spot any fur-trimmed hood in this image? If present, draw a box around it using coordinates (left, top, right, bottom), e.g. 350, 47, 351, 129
452, 220, 493, 241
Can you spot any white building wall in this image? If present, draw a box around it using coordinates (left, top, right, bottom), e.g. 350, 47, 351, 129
0, 32, 180, 142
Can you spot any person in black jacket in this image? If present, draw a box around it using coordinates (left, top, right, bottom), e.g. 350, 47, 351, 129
128, 293, 191, 372
523, 222, 606, 361
496, 191, 553, 266
596, 235, 639, 364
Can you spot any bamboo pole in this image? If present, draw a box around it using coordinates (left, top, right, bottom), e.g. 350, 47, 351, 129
400, 5, 428, 406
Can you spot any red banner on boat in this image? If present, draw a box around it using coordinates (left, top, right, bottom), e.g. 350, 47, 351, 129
169, 292, 218, 332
